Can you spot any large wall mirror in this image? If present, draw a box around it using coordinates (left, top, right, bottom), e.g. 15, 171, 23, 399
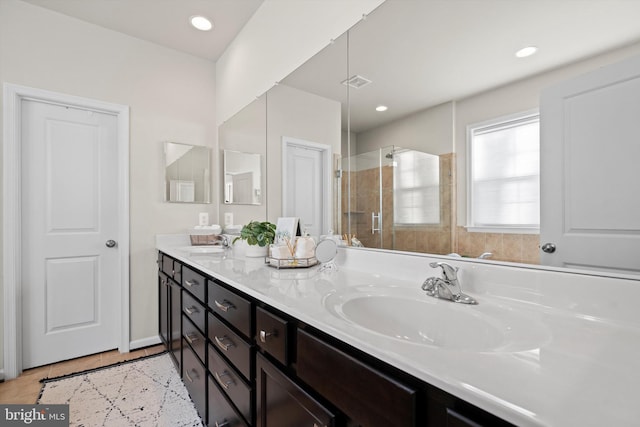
279, 0, 640, 274
223, 0, 640, 275
164, 142, 211, 203
223, 150, 262, 205
218, 95, 268, 226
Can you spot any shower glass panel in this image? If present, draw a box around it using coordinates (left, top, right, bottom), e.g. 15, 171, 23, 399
340, 145, 395, 249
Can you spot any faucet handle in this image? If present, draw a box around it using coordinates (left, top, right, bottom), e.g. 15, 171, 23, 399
429, 261, 458, 281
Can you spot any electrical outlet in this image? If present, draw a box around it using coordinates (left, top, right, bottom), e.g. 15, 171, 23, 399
198, 212, 209, 226
224, 212, 233, 226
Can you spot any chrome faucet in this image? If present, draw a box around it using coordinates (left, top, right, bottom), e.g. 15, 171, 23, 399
210, 234, 230, 247
421, 262, 478, 304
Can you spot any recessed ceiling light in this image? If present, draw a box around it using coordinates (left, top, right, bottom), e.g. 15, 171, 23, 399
515, 46, 537, 58
190, 15, 213, 31
376, 105, 388, 112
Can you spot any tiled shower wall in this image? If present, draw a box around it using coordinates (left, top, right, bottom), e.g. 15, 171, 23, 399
341, 153, 540, 264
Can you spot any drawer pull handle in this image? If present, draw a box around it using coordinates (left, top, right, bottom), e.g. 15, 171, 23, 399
214, 335, 235, 351
185, 368, 198, 383
184, 279, 199, 287
259, 329, 276, 343
185, 333, 198, 345
184, 305, 199, 315
215, 420, 230, 427
214, 370, 235, 390
214, 299, 235, 312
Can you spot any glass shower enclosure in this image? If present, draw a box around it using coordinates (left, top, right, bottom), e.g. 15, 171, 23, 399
340, 145, 450, 253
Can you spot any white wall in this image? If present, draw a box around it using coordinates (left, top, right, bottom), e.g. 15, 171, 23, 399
0, 0, 217, 370
355, 102, 454, 156
215, 0, 385, 126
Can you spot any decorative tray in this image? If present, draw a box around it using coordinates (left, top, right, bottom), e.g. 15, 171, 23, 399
265, 256, 318, 269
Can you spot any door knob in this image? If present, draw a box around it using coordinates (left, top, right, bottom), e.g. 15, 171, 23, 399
105, 240, 117, 248
541, 243, 556, 253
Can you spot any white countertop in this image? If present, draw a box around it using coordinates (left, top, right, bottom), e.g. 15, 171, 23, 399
157, 235, 640, 427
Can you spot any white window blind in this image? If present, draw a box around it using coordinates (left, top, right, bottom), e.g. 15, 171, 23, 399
468, 112, 540, 230
394, 150, 440, 225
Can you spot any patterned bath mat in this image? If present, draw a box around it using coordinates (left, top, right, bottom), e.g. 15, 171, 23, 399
38, 353, 203, 426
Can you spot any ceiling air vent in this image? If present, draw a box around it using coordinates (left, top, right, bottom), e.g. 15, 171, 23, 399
341, 75, 372, 89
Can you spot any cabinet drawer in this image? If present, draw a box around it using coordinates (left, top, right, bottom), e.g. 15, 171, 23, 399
208, 343, 251, 422
182, 265, 205, 302
257, 353, 335, 427
208, 279, 252, 338
255, 306, 288, 366
297, 329, 418, 427
208, 375, 249, 427
161, 254, 176, 277
182, 345, 207, 422
183, 316, 206, 364
446, 409, 483, 427
208, 313, 252, 380
182, 291, 205, 333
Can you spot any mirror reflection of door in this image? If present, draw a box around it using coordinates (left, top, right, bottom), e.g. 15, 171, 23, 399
223, 150, 262, 205
232, 172, 254, 204
282, 137, 332, 239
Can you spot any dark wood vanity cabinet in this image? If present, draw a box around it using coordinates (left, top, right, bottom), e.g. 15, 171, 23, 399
158, 252, 515, 427
158, 253, 181, 371
181, 261, 208, 421
158, 271, 169, 346
297, 328, 419, 427
256, 353, 336, 427
207, 278, 255, 427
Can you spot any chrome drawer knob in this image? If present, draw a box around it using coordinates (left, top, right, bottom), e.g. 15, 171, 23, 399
259, 330, 275, 343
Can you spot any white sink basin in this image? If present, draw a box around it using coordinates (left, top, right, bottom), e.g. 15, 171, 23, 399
178, 246, 225, 254
323, 285, 549, 352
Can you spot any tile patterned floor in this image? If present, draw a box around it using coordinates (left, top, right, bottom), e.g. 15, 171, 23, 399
0, 345, 165, 404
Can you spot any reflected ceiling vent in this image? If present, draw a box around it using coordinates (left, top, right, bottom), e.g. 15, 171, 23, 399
341, 75, 372, 89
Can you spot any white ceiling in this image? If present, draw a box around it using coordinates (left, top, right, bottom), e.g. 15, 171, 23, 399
282, 0, 640, 133
21, 0, 264, 61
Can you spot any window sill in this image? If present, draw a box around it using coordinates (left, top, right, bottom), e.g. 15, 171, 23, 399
465, 226, 539, 235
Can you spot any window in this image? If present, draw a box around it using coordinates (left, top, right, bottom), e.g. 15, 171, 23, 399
394, 150, 440, 225
467, 111, 539, 232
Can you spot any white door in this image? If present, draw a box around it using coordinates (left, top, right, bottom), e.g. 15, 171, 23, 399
285, 144, 323, 238
21, 99, 120, 368
540, 54, 640, 274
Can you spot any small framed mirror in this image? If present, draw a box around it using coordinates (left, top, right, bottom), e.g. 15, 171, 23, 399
223, 150, 262, 205
164, 142, 211, 203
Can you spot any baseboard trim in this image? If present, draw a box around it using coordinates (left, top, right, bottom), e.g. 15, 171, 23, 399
129, 336, 162, 350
